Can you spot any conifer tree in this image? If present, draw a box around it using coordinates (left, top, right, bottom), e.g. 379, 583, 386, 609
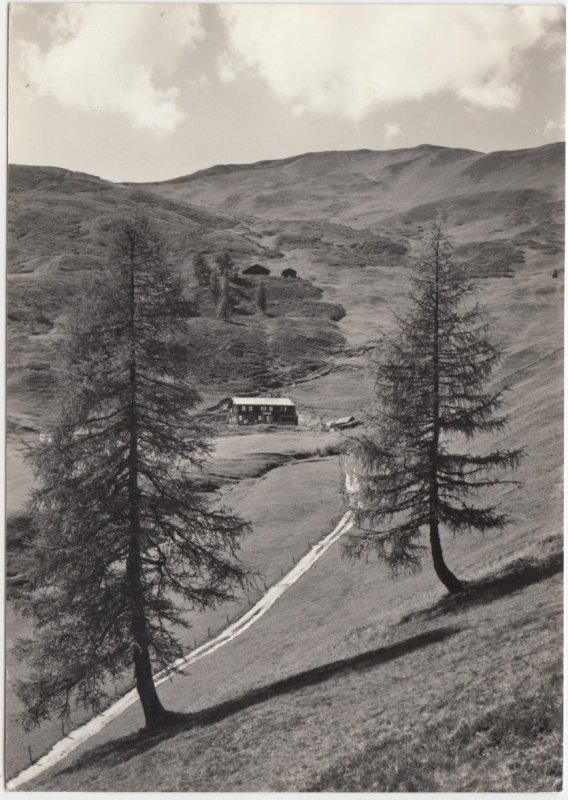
345, 218, 522, 593
217, 273, 232, 321
215, 251, 235, 278
210, 268, 220, 305
15, 215, 251, 730
192, 252, 210, 286
256, 280, 267, 315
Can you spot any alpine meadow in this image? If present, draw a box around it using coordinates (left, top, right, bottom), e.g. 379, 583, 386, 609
6, 2, 564, 793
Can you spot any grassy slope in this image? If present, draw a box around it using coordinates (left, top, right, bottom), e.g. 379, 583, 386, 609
6, 455, 343, 778
140, 142, 564, 229
30, 561, 562, 792
6, 167, 350, 505
8, 142, 564, 427
6, 143, 564, 789
7, 165, 349, 436
24, 262, 564, 788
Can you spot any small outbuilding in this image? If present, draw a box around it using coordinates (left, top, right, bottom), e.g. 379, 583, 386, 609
243, 264, 270, 276
326, 416, 360, 431
282, 268, 297, 278
227, 397, 298, 426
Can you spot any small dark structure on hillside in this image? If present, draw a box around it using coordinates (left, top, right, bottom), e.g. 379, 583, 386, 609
282, 268, 297, 278
243, 264, 270, 276
227, 397, 298, 425
326, 415, 360, 431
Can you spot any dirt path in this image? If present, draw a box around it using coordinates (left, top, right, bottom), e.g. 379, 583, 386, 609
7, 510, 354, 790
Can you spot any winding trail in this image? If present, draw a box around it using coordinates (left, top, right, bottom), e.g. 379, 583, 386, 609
7, 509, 355, 790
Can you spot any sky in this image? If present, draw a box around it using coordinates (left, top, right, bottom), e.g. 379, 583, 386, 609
8, 3, 566, 183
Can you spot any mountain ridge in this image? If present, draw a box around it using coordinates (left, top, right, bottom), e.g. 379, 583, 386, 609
124, 141, 564, 228
8, 140, 563, 189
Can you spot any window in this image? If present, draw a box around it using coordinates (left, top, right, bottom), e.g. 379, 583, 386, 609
269, 406, 273, 411
238, 415, 242, 422
249, 405, 253, 411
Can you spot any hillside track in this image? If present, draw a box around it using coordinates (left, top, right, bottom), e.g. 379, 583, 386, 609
6, 511, 354, 790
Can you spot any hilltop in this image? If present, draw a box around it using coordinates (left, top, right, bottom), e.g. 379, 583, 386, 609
5, 142, 564, 789
141, 141, 563, 232
7, 141, 564, 428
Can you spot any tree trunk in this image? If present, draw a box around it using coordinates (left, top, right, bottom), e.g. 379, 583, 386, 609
427, 222, 463, 596
133, 641, 168, 727
127, 444, 169, 727
126, 238, 168, 729
429, 520, 464, 594
127, 523, 167, 726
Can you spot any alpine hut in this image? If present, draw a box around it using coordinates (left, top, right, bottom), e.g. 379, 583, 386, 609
242, 264, 270, 276
227, 397, 298, 426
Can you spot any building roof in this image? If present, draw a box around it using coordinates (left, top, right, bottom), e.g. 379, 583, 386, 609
242, 264, 270, 275
232, 397, 295, 407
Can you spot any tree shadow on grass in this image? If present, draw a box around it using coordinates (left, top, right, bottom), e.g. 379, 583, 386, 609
58, 626, 460, 776
400, 547, 563, 626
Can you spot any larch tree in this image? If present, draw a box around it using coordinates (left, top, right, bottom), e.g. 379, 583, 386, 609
215, 251, 235, 279
256, 280, 267, 315
15, 215, 252, 731
345, 218, 523, 594
192, 252, 211, 286
210, 268, 221, 305
217, 273, 232, 321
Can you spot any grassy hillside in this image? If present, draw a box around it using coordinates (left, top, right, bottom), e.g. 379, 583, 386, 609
7, 165, 353, 428
27, 551, 562, 791
19, 329, 563, 789
23, 371, 563, 789
8, 142, 564, 423
5, 142, 563, 789
140, 141, 564, 228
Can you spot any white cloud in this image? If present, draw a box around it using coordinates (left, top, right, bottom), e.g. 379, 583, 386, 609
458, 80, 520, 112
219, 5, 562, 120
18, 4, 204, 135
384, 122, 401, 142
544, 117, 565, 138
218, 52, 236, 84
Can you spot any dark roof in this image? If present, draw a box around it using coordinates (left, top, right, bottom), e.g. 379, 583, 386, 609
282, 267, 297, 277
242, 264, 270, 275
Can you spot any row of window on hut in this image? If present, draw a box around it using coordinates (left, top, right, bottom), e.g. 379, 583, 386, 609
227, 397, 298, 425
